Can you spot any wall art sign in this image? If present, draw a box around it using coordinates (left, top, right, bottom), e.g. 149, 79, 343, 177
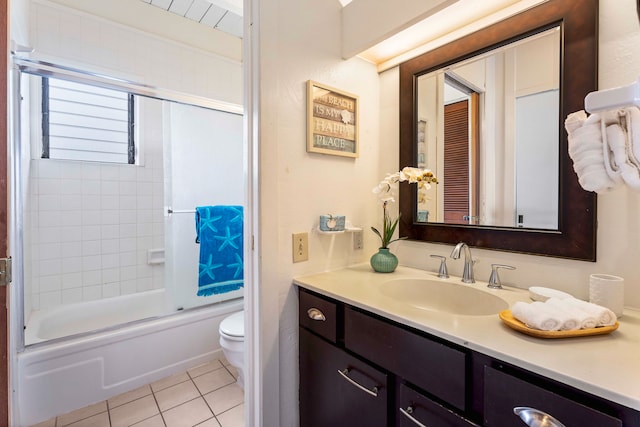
307, 80, 359, 158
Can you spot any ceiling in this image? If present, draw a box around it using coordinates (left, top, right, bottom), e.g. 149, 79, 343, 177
141, 0, 243, 38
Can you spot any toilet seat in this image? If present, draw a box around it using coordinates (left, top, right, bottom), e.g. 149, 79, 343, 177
220, 311, 244, 338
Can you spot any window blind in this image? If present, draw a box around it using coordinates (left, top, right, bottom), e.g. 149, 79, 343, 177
42, 77, 134, 164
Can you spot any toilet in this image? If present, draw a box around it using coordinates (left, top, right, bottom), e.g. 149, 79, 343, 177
219, 310, 245, 388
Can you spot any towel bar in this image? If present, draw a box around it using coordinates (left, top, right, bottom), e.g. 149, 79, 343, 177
167, 207, 196, 214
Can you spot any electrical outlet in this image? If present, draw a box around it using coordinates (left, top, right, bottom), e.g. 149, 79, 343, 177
353, 230, 363, 250
292, 232, 309, 263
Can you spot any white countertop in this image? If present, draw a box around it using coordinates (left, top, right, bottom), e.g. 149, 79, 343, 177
293, 264, 640, 411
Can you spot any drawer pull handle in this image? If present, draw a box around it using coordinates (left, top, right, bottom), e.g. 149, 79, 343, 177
514, 407, 566, 427
399, 406, 428, 427
307, 308, 326, 321
337, 368, 379, 397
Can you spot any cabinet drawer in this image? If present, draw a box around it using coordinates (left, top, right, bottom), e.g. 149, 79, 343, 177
484, 366, 622, 427
299, 327, 389, 427
397, 383, 479, 427
299, 289, 337, 343
344, 307, 467, 411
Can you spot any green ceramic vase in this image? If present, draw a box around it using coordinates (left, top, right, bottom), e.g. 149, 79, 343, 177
370, 248, 398, 273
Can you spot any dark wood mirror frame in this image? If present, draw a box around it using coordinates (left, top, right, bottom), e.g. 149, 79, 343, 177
399, 0, 598, 261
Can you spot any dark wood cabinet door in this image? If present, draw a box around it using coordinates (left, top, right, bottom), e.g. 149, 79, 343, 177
484, 367, 622, 427
397, 383, 479, 427
299, 327, 389, 427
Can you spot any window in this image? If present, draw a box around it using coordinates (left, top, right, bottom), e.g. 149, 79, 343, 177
41, 77, 135, 164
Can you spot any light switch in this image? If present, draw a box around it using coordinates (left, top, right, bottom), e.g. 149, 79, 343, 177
293, 232, 309, 263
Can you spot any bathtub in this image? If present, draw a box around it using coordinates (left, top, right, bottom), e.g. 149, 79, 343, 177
17, 289, 243, 426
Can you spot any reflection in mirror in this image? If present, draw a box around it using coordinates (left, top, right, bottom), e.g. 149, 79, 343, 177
416, 27, 560, 230
399, 0, 598, 260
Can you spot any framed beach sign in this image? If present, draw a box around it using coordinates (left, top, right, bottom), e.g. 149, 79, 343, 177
306, 80, 359, 158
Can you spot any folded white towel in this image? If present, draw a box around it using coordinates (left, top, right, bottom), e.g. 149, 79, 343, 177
564, 298, 617, 326
606, 123, 640, 189
511, 301, 563, 331
565, 111, 620, 193
510, 296, 616, 331
625, 107, 640, 166
545, 298, 598, 329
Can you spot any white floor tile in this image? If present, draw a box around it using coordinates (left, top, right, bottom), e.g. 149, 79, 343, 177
193, 368, 235, 395
155, 379, 201, 412
203, 383, 244, 415
216, 403, 244, 427
162, 397, 214, 427
109, 395, 160, 427
57, 401, 108, 426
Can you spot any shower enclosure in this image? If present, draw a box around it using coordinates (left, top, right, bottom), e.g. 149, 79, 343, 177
12, 58, 246, 425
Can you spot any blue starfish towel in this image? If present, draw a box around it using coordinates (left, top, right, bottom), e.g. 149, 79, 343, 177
195, 205, 244, 296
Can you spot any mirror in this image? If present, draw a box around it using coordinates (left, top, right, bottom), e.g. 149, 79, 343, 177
416, 27, 560, 229
399, 0, 598, 260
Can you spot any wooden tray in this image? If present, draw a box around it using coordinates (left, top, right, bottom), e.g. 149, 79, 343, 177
499, 310, 619, 338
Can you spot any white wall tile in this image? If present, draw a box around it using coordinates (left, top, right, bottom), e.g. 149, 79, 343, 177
82, 255, 102, 271
38, 243, 62, 260
101, 225, 120, 239
59, 195, 82, 212
39, 195, 61, 211
62, 272, 83, 289
121, 280, 137, 295
81, 180, 101, 195
61, 242, 82, 258
39, 291, 62, 309
60, 226, 82, 242
101, 180, 120, 195
121, 266, 137, 281
82, 225, 102, 241
82, 210, 102, 226
39, 275, 62, 293
102, 282, 120, 298
82, 240, 101, 256
120, 224, 137, 238
101, 195, 119, 210
60, 210, 82, 227
120, 196, 137, 210
38, 211, 63, 228
102, 267, 119, 284
39, 259, 62, 276
101, 239, 119, 254
60, 179, 83, 195
101, 254, 119, 269
82, 285, 102, 301
119, 252, 137, 267
83, 270, 102, 286
38, 227, 62, 243
62, 288, 83, 304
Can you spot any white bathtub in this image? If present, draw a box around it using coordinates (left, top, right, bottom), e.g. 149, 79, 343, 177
17, 290, 243, 426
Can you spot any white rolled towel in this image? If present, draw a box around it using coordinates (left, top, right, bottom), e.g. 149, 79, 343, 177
545, 298, 598, 329
564, 298, 617, 326
511, 301, 563, 331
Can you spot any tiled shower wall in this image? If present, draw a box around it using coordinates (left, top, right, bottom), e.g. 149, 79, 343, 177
28, 148, 164, 310
24, 0, 243, 312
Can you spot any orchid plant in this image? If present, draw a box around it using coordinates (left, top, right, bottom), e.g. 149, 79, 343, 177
371, 167, 438, 249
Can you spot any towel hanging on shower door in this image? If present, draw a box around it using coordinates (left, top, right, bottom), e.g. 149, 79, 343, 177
195, 205, 244, 296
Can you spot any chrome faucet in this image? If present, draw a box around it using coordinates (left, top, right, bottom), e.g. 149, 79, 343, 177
450, 242, 475, 283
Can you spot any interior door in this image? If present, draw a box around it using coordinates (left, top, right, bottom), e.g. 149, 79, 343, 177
0, 0, 10, 423
443, 96, 479, 225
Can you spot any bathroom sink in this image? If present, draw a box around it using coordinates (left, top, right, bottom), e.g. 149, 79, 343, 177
378, 278, 509, 316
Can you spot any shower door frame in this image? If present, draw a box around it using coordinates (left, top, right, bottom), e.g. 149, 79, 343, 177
0, 0, 10, 422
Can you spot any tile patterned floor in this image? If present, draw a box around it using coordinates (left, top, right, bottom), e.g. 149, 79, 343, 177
30, 358, 244, 427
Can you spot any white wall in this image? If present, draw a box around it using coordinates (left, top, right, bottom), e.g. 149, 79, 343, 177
257, 0, 384, 424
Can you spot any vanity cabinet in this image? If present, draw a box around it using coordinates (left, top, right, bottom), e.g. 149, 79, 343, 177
483, 366, 622, 426
298, 287, 640, 427
299, 327, 389, 426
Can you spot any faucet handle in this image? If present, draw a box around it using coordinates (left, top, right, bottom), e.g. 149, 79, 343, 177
430, 255, 449, 279
487, 264, 516, 289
